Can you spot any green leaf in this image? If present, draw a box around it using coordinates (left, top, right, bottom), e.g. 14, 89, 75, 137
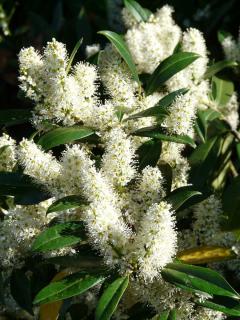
152, 310, 177, 320
10, 269, 33, 315
126, 89, 188, 121
189, 136, 221, 189
123, 0, 151, 22
95, 275, 129, 320
66, 38, 83, 73
211, 75, 234, 107
195, 109, 221, 142
146, 52, 200, 95
199, 296, 240, 317
204, 60, 237, 78
37, 126, 95, 150
162, 262, 240, 300
136, 139, 162, 171
46, 253, 105, 271
98, 30, 139, 83
132, 126, 196, 148
34, 271, 105, 305
0, 109, 32, 126
32, 221, 86, 252
164, 186, 202, 211
221, 176, 240, 231
47, 195, 88, 214
0, 172, 50, 205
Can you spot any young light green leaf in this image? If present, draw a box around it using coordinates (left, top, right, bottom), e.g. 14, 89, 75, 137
95, 275, 129, 320
37, 126, 95, 150
124, 0, 151, 22
34, 271, 105, 305
47, 195, 88, 214
126, 89, 188, 121
164, 186, 202, 211
136, 139, 162, 171
132, 126, 196, 148
211, 75, 234, 107
32, 221, 86, 252
146, 52, 200, 95
66, 38, 83, 73
162, 262, 240, 300
0, 109, 32, 126
0, 172, 50, 205
98, 30, 139, 83
204, 60, 237, 79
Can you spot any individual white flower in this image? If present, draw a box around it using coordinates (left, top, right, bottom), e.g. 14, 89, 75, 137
85, 43, 100, 58
0, 133, 17, 171
18, 139, 61, 191
98, 44, 137, 110
129, 201, 177, 280
124, 5, 181, 74
101, 127, 136, 188
60, 145, 132, 266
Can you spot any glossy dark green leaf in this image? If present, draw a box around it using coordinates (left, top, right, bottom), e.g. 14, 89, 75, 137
32, 221, 86, 252
0, 109, 32, 126
47, 195, 88, 214
46, 253, 105, 271
126, 89, 187, 121
98, 30, 139, 83
146, 52, 200, 95
222, 176, 240, 231
66, 38, 83, 73
10, 269, 33, 315
95, 275, 129, 320
189, 136, 222, 189
162, 262, 240, 299
0, 172, 50, 205
136, 139, 162, 171
124, 0, 151, 22
204, 60, 237, 78
37, 126, 95, 150
34, 271, 105, 305
132, 126, 196, 148
211, 75, 234, 107
164, 186, 202, 211
199, 296, 240, 316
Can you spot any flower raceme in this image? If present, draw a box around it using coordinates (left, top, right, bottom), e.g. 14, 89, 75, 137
0, 3, 239, 320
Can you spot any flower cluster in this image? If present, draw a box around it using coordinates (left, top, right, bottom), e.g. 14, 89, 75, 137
1, 3, 240, 320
